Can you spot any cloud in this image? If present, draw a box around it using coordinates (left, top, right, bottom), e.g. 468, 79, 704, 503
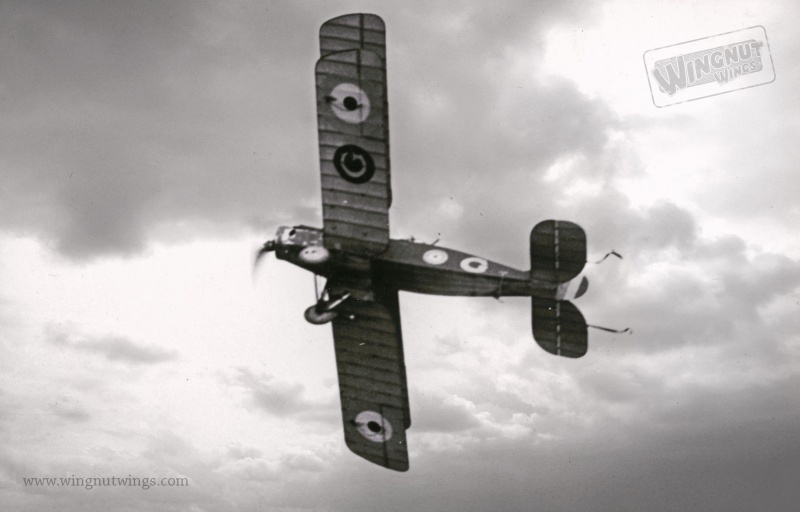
392, 75, 621, 261
50, 405, 92, 423
3, 2, 800, 511
247, 366, 800, 512
0, 0, 319, 260
225, 443, 264, 461
48, 327, 178, 364
0, 0, 613, 261
233, 368, 335, 422
411, 389, 482, 433
279, 449, 327, 473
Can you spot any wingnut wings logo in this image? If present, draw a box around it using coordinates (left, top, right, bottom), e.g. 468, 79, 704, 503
652, 40, 764, 94
644, 26, 775, 107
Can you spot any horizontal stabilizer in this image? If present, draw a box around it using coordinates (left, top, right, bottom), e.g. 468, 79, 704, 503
530, 220, 586, 284
532, 297, 587, 358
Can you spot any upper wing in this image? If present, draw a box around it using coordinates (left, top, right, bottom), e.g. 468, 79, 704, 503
316, 14, 391, 256
320, 13, 387, 59
331, 290, 410, 471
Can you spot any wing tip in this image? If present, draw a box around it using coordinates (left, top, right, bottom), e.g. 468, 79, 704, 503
322, 13, 386, 31
343, 436, 409, 472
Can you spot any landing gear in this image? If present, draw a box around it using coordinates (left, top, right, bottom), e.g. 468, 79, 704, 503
304, 304, 338, 325
304, 279, 351, 325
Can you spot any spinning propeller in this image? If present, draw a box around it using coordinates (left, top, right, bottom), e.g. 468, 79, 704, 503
254, 239, 277, 270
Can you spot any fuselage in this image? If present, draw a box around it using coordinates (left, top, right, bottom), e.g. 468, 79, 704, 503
273, 225, 559, 299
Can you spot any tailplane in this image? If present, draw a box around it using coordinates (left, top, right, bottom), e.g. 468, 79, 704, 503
531, 297, 587, 358
530, 220, 588, 358
530, 220, 586, 284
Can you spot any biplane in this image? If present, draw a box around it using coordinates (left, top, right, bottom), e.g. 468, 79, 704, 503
257, 13, 599, 472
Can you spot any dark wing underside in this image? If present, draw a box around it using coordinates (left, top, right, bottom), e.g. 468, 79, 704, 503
316, 14, 391, 256
331, 290, 410, 471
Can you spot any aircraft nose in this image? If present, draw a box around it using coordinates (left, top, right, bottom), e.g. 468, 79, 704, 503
254, 239, 277, 266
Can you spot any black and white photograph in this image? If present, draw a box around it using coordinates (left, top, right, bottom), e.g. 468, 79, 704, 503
2, 1, 798, 510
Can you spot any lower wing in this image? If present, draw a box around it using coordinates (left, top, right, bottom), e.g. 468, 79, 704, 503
331, 290, 410, 471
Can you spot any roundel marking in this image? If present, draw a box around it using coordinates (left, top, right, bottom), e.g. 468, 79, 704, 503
422, 249, 448, 265
460, 257, 488, 273
298, 246, 330, 264
333, 145, 375, 184
354, 410, 393, 443
327, 83, 371, 124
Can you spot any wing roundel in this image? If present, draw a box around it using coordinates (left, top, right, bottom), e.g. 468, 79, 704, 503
316, 14, 391, 256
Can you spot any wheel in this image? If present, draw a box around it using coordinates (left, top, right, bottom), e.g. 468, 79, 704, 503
299, 246, 330, 264
304, 305, 337, 325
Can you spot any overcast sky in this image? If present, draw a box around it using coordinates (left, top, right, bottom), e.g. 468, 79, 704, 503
1, 1, 799, 510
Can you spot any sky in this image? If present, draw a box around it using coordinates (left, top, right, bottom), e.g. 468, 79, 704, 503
1, 0, 799, 510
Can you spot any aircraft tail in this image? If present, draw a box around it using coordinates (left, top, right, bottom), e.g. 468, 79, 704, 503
529, 220, 588, 358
